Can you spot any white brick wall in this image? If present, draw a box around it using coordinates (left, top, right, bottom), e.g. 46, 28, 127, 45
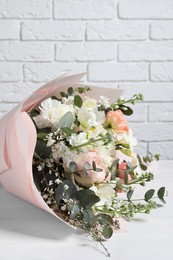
0, 0, 173, 159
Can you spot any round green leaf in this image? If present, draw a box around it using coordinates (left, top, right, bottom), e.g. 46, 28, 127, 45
144, 189, 155, 202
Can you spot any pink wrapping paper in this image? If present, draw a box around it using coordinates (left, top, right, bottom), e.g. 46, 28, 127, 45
0, 73, 123, 223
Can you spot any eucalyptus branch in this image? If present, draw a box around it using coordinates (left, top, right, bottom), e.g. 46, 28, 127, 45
111, 93, 144, 109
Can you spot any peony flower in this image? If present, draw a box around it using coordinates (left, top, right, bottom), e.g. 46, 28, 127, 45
90, 183, 115, 207
104, 110, 129, 134
74, 151, 111, 186
34, 98, 75, 128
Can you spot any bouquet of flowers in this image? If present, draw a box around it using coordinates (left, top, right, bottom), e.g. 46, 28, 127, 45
0, 73, 166, 257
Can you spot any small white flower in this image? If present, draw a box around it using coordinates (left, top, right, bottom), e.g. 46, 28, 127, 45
55, 179, 62, 184
99, 96, 110, 108
37, 165, 43, 171
69, 132, 87, 147
49, 180, 53, 186
47, 133, 56, 147
64, 184, 69, 190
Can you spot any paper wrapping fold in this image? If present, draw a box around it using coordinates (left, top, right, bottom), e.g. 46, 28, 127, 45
0, 73, 123, 223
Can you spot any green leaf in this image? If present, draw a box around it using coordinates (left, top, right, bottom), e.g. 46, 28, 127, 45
140, 163, 148, 171
83, 162, 91, 175
98, 214, 112, 225
63, 179, 77, 199
157, 187, 166, 204
58, 111, 74, 129
68, 87, 73, 96
119, 149, 132, 157
127, 189, 134, 201
111, 159, 119, 169
61, 127, 74, 136
37, 132, 48, 140
124, 172, 129, 185
60, 91, 67, 98
74, 95, 83, 108
69, 161, 78, 173
144, 189, 155, 202
76, 189, 100, 209
103, 225, 113, 239
54, 183, 64, 207
35, 140, 51, 159
70, 204, 80, 220
119, 105, 133, 116
92, 161, 96, 171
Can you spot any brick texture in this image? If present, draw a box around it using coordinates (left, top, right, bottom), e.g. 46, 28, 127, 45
0, 0, 173, 159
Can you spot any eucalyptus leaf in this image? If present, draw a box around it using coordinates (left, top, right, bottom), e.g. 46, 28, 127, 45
127, 189, 134, 201
58, 111, 74, 129
69, 161, 78, 173
84, 162, 91, 176
35, 140, 51, 159
74, 95, 83, 108
157, 187, 166, 204
103, 225, 113, 239
119, 105, 133, 116
54, 183, 64, 207
92, 161, 97, 171
68, 87, 73, 95
60, 91, 67, 98
61, 127, 74, 136
70, 204, 80, 220
144, 189, 155, 202
63, 179, 77, 199
76, 189, 100, 209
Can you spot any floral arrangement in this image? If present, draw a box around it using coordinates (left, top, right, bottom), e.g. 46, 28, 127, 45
29, 86, 166, 256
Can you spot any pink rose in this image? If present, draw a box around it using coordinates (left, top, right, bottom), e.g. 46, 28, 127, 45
104, 110, 129, 134
74, 151, 110, 187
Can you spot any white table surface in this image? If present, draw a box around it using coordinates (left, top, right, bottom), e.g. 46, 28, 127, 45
0, 160, 173, 260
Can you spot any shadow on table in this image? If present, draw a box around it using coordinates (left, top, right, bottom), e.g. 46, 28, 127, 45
0, 187, 83, 241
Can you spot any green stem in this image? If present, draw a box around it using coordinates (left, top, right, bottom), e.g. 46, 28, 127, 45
82, 225, 110, 257
70, 137, 105, 150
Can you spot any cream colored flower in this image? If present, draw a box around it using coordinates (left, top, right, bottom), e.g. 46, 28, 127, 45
90, 183, 115, 207
77, 107, 96, 129
83, 98, 97, 109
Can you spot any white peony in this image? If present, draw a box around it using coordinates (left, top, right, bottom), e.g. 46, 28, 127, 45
34, 98, 75, 128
